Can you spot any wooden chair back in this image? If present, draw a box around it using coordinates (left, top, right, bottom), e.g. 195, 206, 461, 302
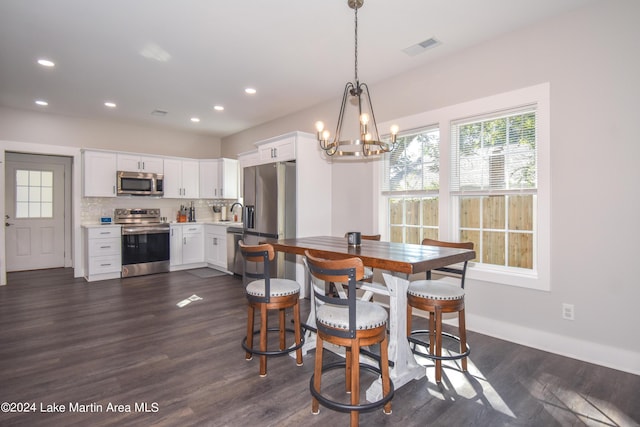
421, 238, 474, 288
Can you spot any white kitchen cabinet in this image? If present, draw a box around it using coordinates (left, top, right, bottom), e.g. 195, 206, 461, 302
199, 158, 238, 199
170, 224, 205, 270
82, 150, 117, 197
205, 224, 227, 270
83, 225, 121, 281
116, 153, 163, 173
238, 150, 260, 169
257, 134, 296, 163
163, 158, 200, 199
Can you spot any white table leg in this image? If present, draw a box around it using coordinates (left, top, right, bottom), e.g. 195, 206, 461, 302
366, 272, 425, 402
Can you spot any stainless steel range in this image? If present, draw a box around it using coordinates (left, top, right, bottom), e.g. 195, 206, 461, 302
114, 208, 170, 278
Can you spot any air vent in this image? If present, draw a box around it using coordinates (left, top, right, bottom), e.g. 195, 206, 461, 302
151, 109, 168, 116
402, 37, 441, 57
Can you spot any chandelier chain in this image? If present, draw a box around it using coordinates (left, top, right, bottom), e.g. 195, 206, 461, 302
354, 6, 358, 84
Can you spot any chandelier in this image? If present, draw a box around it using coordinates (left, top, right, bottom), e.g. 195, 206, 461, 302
315, 0, 399, 157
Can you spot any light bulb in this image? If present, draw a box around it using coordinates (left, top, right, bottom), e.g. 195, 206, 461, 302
360, 113, 369, 125
390, 124, 399, 135
315, 121, 325, 132
322, 130, 330, 141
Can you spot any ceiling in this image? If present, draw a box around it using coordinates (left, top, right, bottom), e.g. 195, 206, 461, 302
0, 0, 595, 138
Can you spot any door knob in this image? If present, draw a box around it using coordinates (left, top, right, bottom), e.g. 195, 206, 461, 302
5, 222, 12, 226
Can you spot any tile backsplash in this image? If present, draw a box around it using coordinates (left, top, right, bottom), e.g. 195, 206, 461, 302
81, 197, 235, 224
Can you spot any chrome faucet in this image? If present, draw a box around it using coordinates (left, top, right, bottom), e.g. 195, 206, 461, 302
230, 202, 243, 222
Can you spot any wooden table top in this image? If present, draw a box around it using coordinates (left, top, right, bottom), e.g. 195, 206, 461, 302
265, 235, 476, 275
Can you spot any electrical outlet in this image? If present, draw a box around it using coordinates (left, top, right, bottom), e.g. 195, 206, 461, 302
562, 303, 575, 320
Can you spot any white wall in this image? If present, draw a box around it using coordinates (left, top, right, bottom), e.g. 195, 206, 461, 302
221, 0, 640, 374
0, 106, 222, 158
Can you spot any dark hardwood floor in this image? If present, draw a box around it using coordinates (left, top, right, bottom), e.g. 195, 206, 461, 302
1, 268, 638, 427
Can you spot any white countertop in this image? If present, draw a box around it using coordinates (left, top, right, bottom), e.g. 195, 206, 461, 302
82, 221, 243, 228
170, 221, 243, 227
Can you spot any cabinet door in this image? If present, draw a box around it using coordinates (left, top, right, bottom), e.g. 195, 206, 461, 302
140, 156, 163, 173
214, 232, 227, 268
163, 159, 183, 198
83, 151, 117, 197
182, 226, 204, 264
116, 154, 142, 172
170, 226, 182, 266
205, 231, 216, 265
199, 160, 219, 199
257, 136, 296, 164
181, 160, 200, 199
220, 158, 238, 199
272, 137, 296, 161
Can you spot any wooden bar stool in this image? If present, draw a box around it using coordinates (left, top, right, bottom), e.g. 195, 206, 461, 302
406, 238, 474, 383
239, 241, 304, 377
305, 250, 393, 427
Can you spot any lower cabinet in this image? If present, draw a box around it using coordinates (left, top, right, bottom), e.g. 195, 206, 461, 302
170, 224, 205, 270
83, 225, 122, 282
205, 224, 227, 270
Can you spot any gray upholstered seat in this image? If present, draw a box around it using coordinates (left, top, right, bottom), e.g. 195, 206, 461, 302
408, 280, 465, 301
246, 278, 300, 298
316, 300, 387, 331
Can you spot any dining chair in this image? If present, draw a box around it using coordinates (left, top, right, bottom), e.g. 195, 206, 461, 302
239, 241, 304, 377
305, 250, 394, 427
406, 238, 474, 383
342, 233, 380, 283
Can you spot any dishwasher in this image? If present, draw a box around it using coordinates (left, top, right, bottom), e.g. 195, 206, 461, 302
227, 226, 244, 276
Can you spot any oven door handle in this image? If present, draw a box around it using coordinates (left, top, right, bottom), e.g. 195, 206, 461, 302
122, 226, 170, 235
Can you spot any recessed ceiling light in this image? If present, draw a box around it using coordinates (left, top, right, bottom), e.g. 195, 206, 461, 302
37, 59, 55, 67
245, 88, 257, 95
35, 100, 48, 106
104, 102, 117, 108
213, 105, 224, 111
191, 117, 200, 123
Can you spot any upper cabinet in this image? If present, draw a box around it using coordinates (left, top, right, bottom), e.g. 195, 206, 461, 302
163, 158, 200, 199
116, 154, 163, 174
82, 150, 117, 197
199, 158, 239, 199
257, 134, 296, 163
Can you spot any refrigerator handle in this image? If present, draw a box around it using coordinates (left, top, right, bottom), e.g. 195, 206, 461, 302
245, 205, 255, 230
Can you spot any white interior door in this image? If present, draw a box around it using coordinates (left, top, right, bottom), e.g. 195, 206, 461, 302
5, 155, 66, 271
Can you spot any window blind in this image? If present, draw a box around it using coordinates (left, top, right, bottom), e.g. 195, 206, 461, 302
451, 106, 537, 193
382, 126, 440, 193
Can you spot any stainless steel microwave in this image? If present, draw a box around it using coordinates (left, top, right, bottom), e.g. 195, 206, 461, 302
117, 171, 164, 196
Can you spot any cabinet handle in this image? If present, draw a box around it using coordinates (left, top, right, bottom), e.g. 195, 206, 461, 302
137, 161, 141, 170
142, 161, 145, 170
100, 263, 111, 267
214, 237, 218, 245
100, 245, 111, 249
100, 231, 110, 235
183, 237, 186, 245
273, 147, 277, 158
113, 185, 116, 194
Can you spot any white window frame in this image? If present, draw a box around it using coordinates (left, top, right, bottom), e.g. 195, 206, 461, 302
376, 83, 550, 291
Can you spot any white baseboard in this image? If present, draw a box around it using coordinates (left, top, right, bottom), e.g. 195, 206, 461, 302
465, 314, 640, 376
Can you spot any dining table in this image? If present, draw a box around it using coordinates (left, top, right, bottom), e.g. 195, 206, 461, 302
264, 235, 476, 402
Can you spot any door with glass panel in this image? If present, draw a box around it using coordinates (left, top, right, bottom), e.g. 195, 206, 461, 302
4, 154, 66, 271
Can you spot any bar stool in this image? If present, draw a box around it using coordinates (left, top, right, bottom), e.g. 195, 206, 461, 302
239, 241, 304, 377
305, 250, 393, 427
406, 238, 474, 383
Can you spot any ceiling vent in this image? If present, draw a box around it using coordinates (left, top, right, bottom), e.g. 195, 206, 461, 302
402, 37, 441, 57
151, 109, 168, 117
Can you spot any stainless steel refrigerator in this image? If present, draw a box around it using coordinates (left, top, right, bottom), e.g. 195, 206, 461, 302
242, 162, 296, 279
